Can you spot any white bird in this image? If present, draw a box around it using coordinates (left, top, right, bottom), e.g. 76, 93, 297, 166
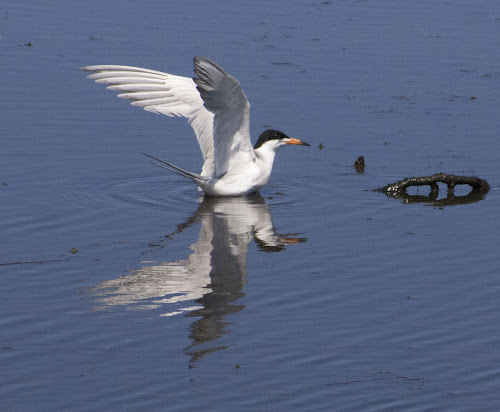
81, 57, 310, 197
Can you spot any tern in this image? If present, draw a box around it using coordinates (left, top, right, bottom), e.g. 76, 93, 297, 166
81, 57, 311, 197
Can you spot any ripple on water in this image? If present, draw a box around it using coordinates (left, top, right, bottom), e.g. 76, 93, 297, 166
262, 176, 312, 210
104, 175, 199, 214
105, 174, 312, 213
40, 173, 319, 238
47, 174, 200, 215
13, 174, 200, 243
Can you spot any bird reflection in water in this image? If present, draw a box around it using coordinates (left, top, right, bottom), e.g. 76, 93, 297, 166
89, 193, 306, 363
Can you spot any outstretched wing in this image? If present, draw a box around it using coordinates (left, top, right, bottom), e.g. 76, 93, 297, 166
193, 57, 254, 179
80, 64, 215, 177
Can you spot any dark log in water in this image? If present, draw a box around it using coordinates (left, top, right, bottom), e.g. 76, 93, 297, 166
376, 173, 490, 206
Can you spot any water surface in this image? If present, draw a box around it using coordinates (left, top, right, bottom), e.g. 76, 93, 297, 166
1, 0, 499, 410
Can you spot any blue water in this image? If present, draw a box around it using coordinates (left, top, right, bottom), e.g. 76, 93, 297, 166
1, 0, 500, 410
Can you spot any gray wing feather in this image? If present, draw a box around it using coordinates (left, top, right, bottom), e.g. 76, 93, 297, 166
193, 57, 254, 178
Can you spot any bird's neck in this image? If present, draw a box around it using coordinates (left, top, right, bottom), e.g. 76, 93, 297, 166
255, 146, 278, 176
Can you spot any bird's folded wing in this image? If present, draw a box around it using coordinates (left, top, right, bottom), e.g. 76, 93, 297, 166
193, 57, 254, 178
80, 65, 215, 177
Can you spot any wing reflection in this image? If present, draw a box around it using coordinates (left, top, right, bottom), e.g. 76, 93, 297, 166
89, 193, 306, 363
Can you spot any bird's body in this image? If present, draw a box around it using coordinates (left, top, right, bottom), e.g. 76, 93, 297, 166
81, 57, 310, 197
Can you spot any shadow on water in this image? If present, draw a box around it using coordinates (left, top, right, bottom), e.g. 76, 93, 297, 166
88, 193, 306, 364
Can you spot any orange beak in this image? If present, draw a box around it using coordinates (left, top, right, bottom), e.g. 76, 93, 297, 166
285, 138, 311, 146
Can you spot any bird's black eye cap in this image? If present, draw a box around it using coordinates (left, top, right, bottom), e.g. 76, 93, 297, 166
254, 129, 288, 148
254, 129, 310, 149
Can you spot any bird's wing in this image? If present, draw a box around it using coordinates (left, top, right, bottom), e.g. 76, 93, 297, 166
193, 57, 254, 178
80, 65, 215, 177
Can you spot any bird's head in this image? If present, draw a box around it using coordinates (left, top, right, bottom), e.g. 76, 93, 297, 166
254, 129, 311, 152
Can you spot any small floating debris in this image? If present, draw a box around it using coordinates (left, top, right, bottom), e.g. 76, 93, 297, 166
70, 248, 79, 254
376, 173, 490, 206
354, 156, 365, 173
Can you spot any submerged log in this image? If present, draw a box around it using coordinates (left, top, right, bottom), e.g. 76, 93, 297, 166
376, 173, 490, 206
